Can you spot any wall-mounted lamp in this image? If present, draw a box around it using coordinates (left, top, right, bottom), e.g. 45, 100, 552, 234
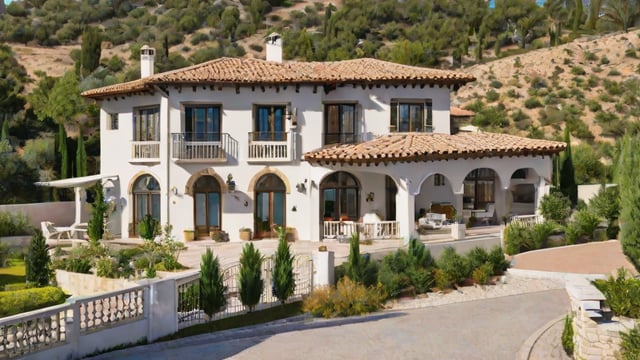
226, 174, 236, 192
170, 186, 178, 195
366, 192, 375, 202
296, 181, 306, 193
292, 205, 297, 212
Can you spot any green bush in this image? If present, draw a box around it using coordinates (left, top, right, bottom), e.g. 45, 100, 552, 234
487, 246, 509, 275
485, 89, 499, 102
489, 80, 503, 89
571, 66, 586, 75
472, 262, 493, 285
199, 248, 226, 317
620, 325, 640, 360
466, 247, 489, 271
539, 192, 572, 223
0, 287, 67, 317
137, 215, 160, 241
95, 256, 118, 278
433, 268, 454, 290
561, 314, 574, 356
524, 97, 542, 109
592, 268, 640, 318
26, 231, 51, 287
608, 69, 621, 76
436, 247, 469, 286
302, 277, 386, 318
504, 222, 530, 255
0, 211, 32, 237
572, 209, 602, 241
530, 221, 557, 249
563, 222, 581, 245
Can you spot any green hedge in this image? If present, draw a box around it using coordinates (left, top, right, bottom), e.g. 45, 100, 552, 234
0, 287, 67, 317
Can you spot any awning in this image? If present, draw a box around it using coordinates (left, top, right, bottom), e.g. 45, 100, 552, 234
35, 174, 119, 189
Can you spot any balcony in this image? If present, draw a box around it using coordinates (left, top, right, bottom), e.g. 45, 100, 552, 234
247, 131, 294, 163
171, 132, 236, 163
130, 141, 160, 163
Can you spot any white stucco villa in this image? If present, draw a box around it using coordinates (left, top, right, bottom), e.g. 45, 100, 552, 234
81, 34, 566, 242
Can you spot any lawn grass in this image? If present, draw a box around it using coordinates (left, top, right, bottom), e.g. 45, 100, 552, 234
158, 301, 304, 342
0, 259, 26, 289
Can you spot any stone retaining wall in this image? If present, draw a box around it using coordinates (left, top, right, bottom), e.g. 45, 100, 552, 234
56, 269, 139, 296
571, 296, 637, 359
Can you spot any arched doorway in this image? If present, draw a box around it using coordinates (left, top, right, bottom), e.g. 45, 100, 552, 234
131, 174, 160, 237
320, 171, 360, 221
463, 168, 497, 211
193, 175, 222, 239
254, 174, 286, 239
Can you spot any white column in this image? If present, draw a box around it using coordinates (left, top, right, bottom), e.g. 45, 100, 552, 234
312, 250, 334, 287
74, 187, 83, 226
396, 178, 417, 244
160, 96, 170, 230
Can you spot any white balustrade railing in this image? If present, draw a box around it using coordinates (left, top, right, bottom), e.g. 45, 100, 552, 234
77, 286, 146, 333
322, 221, 400, 241
130, 141, 160, 161
0, 304, 72, 358
171, 133, 236, 162
247, 132, 293, 162
509, 214, 543, 227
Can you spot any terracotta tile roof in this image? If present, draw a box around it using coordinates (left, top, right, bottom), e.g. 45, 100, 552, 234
450, 107, 476, 117
81, 57, 475, 98
304, 132, 566, 165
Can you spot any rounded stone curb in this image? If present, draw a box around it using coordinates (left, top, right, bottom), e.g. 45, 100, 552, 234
515, 313, 566, 360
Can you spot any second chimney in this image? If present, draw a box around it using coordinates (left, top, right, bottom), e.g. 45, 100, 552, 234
140, 45, 155, 78
266, 33, 282, 63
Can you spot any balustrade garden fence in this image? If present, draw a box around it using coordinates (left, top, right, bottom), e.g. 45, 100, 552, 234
0, 255, 314, 359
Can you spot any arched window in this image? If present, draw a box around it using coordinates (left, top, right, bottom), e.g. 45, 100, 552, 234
254, 174, 286, 239
463, 168, 496, 210
132, 174, 160, 236
320, 172, 360, 221
193, 176, 222, 239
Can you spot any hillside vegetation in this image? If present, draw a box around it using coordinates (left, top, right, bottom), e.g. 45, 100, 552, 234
1, 0, 639, 203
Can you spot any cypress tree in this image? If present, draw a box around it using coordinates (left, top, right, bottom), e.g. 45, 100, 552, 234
273, 226, 294, 305
347, 232, 364, 283
58, 124, 68, 179
615, 133, 640, 272
87, 183, 106, 245
75, 129, 87, 177
1, 117, 8, 141
238, 242, 263, 312
79, 26, 102, 78
26, 230, 51, 287
200, 248, 226, 319
560, 128, 577, 206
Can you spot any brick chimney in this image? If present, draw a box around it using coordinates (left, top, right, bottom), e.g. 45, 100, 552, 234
266, 33, 282, 63
140, 45, 155, 78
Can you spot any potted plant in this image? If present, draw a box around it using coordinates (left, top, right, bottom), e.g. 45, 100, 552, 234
183, 229, 195, 242
239, 227, 252, 241
451, 215, 465, 240
285, 227, 297, 242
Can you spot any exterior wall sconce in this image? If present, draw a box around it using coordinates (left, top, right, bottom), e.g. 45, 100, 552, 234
366, 192, 375, 202
296, 181, 306, 192
170, 186, 178, 195
226, 174, 236, 192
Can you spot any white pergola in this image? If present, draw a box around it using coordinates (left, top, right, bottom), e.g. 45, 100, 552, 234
35, 174, 119, 226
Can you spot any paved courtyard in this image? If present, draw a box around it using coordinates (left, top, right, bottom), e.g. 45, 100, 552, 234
91, 289, 569, 360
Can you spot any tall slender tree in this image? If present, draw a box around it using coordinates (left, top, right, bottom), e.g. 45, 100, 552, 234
26, 230, 51, 287
79, 26, 102, 78
58, 124, 68, 180
75, 128, 87, 177
560, 128, 578, 206
238, 242, 263, 312
273, 226, 294, 305
615, 133, 640, 272
200, 248, 226, 319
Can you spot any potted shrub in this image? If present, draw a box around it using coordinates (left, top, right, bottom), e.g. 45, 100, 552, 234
183, 229, 195, 242
285, 227, 297, 242
239, 227, 252, 241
